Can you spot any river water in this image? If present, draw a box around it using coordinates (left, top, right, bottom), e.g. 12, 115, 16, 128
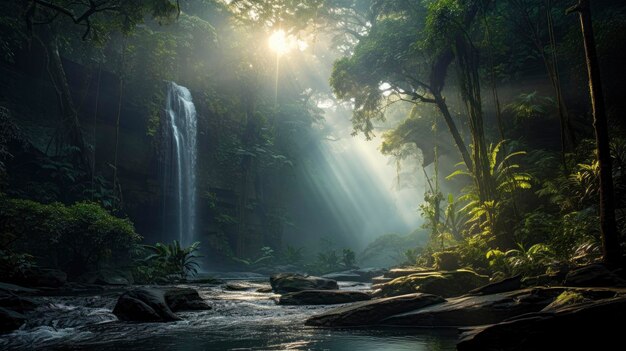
1, 281, 458, 350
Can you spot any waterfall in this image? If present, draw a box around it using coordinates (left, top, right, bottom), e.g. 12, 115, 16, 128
163, 81, 197, 247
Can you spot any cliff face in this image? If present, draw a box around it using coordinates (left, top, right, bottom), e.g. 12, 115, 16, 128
0, 50, 284, 264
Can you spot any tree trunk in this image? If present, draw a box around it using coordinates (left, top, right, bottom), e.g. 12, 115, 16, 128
568, 0, 621, 266
37, 26, 91, 172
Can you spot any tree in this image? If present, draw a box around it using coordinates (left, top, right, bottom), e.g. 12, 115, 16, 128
3, 0, 182, 172
567, 0, 621, 266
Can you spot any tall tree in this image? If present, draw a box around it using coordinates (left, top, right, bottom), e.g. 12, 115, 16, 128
567, 0, 621, 266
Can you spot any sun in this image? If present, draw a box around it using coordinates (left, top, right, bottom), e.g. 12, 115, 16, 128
269, 30, 289, 54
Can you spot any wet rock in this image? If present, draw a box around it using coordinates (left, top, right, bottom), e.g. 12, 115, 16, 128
270, 273, 338, 294
322, 272, 362, 282
93, 273, 131, 286
323, 268, 388, 282
0, 293, 38, 313
305, 293, 444, 327
377, 269, 489, 298
224, 282, 255, 291
381, 287, 563, 327
208, 272, 266, 280
256, 287, 274, 293
0, 307, 26, 333
564, 263, 626, 287
469, 275, 522, 295
10, 268, 67, 288
164, 288, 211, 312
384, 267, 436, 279
277, 290, 371, 305
0, 282, 38, 294
113, 288, 182, 322
457, 296, 626, 350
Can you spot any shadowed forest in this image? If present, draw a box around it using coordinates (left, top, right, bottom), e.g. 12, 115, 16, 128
1, 1, 626, 350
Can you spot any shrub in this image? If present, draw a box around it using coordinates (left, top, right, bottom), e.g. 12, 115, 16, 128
433, 251, 460, 271
0, 197, 141, 278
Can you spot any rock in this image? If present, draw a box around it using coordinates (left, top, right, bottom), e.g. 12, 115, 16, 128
270, 273, 338, 294
371, 276, 393, 285
10, 268, 67, 288
377, 269, 490, 298
256, 287, 274, 293
224, 282, 255, 291
564, 263, 626, 287
164, 288, 211, 312
278, 290, 371, 305
0, 307, 26, 334
457, 296, 626, 350
541, 288, 619, 312
323, 268, 389, 282
384, 267, 436, 279
207, 272, 266, 280
322, 272, 363, 282
93, 272, 130, 286
305, 293, 444, 327
113, 288, 182, 322
469, 275, 522, 295
381, 287, 564, 327
0, 282, 38, 294
0, 293, 38, 313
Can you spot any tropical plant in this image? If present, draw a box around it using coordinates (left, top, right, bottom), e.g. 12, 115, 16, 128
487, 243, 555, 276
449, 140, 532, 246
281, 245, 304, 265
141, 240, 202, 279
342, 248, 356, 269
231, 246, 274, 267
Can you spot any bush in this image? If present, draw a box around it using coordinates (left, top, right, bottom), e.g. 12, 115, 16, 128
0, 196, 141, 278
433, 251, 460, 271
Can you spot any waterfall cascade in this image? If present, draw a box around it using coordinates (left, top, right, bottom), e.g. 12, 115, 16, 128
163, 81, 197, 247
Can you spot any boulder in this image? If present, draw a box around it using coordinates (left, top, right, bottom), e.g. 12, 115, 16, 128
457, 296, 626, 350
277, 290, 371, 305
164, 288, 211, 312
564, 263, 626, 287
305, 293, 444, 327
270, 273, 338, 294
113, 288, 180, 322
0, 293, 38, 313
381, 287, 563, 327
10, 268, 67, 288
376, 269, 489, 298
468, 275, 522, 296
0, 307, 26, 334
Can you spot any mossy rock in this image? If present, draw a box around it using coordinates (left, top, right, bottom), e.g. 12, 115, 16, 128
378, 269, 490, 298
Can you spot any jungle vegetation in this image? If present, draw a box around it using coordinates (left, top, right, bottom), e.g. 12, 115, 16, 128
1, 0, 626, 286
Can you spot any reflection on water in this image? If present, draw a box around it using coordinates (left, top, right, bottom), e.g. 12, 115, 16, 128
1, 282, 458, 350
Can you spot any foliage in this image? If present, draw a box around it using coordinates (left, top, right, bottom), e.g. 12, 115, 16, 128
134, 240, 201, 282
448, 140, 532, 244
0, 197, 140, 277
487, 243, 555, 277
342, 248, 356, 269
232, 246, 274, 267
278, 245, 303, 265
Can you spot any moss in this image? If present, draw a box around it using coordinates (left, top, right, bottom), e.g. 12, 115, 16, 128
379, 269, 490, 298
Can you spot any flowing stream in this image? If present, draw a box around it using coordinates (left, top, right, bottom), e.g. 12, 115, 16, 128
163, 82, 198, 246
0, 281, 458, 350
